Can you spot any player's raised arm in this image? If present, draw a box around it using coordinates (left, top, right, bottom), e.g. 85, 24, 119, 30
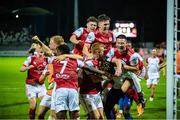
82, 32, 95, 58
83, 43, 92, 58
70, 27, 84, 45
32, 35, 53, 56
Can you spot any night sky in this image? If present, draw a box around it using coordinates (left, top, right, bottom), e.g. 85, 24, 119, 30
0, 0, 167, 47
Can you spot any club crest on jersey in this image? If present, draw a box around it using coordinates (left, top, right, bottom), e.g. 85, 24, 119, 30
43, 62, 47, 66
109, 37, 112, 42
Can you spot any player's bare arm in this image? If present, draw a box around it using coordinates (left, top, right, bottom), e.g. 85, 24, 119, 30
56, 54, 83, 61
83, 65, 105, 75
83, 43, 93, 58
70, 34, 80, 44
20, 65, 34, 72
123, 64, 139, 72
111, 57, 122, 77
159, 62, 166, 70
39, 70, 50, 84
32, 35, 53, 56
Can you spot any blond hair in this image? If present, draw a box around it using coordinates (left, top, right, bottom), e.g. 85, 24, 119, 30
50, 35, 64, 46
91, 43, 103, 53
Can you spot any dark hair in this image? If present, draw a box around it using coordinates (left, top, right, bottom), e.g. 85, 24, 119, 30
57, 44, 70, 54
28, 48, 36, 55
87, 16, 98, 23
134, 47, 139, 52
116, 34, 127, 40
98, 14, 111, 22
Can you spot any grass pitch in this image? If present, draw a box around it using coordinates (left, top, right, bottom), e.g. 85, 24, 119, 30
0, 57, 166, 119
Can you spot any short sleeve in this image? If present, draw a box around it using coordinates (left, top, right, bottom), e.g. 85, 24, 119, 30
129, 53, 139, 66
77, 59, 85, 68
23, 56, 32, 67
73, 27, 84, 38
85, 60, 94, 67
85, 32, 95, 44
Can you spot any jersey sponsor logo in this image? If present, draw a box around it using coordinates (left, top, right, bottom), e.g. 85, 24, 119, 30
55, 73, 70, 79
43, 62, 47, 66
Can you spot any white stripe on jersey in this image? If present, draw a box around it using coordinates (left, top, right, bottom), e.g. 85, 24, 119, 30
86, 32, 95, 43
73, 27, 84, 38
23, 56, 32, 67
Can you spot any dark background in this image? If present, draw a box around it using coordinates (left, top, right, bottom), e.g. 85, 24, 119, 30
0, 0, 167, 47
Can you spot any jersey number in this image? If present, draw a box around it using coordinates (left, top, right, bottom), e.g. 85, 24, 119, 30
60, 61, 68, 74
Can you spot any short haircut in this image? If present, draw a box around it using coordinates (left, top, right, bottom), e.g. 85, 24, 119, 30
87, 16, 98, 23
98, 14, 111, 22
50, 35, 64, 46
116, 34, 127, 40
57, 44, 70, 54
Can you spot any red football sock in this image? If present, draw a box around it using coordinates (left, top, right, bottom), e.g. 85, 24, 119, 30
29, 108, 36, 119
126, 88, 139, 104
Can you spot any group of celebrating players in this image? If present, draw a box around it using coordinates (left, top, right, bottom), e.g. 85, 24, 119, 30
20, 14, 166, 120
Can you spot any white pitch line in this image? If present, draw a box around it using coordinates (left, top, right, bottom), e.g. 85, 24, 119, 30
0, 88, 23, 90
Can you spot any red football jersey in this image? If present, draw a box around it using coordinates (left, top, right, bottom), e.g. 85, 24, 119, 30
79, 58, 102, 94
52, 58, 84, 90
23, 55, 48, 85
114, 47, 144, 70
72, 27, 90, 55
86, 29, 115, 55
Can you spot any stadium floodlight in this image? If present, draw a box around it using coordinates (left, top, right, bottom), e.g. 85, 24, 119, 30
15, 14, 19, 18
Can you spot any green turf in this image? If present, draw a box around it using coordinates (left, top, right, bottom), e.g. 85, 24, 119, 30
0, 57, 167, 119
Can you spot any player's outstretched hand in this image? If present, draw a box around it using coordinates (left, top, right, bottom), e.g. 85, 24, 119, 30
32, 35, 41, 44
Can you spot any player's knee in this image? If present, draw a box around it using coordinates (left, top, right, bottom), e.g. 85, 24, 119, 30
29, 98, 37, 109
71, 110, 80, 119
56, 111, 67, 119
147, 85, 151, 89
152, 84, 156, 88
29, 103, 36, 110
98, 110, 104, 119
89, 110, 100, 119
